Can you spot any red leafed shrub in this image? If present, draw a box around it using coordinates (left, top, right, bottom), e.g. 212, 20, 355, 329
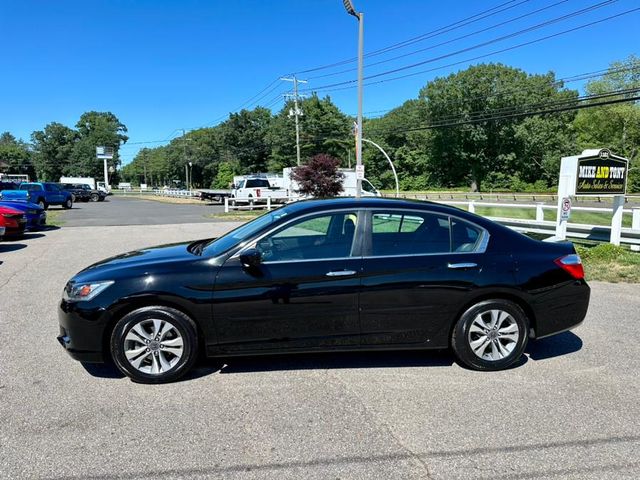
290, 154, 344, 197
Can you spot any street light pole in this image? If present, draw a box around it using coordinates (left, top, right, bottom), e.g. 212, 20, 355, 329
344, 0, 364, 199
362, 138, 399, 198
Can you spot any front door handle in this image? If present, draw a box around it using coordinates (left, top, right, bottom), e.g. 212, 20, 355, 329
326, 270, 357, 277
447, 262, 478, 269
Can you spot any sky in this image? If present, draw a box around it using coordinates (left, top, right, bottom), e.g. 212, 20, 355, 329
0, 0, 638, 165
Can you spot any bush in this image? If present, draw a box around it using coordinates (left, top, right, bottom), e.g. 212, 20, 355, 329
576, 243, 628, 261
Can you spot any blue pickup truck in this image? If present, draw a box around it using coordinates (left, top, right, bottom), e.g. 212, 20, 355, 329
0, 182, 73, 210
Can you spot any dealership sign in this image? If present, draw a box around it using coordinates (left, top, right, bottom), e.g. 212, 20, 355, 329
575, 149, 628, 195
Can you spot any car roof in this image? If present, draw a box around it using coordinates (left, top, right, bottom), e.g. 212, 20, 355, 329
283, 196, 515, 234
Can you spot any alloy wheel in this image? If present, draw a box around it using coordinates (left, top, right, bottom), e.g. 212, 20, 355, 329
123, 319, 184, 375
467, 309, 520, 361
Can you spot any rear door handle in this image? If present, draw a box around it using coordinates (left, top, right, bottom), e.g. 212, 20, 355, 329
447, 262, 478, 269
326, 270, 357, 277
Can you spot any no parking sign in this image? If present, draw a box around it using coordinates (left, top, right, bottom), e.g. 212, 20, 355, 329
561, 197, 572, 221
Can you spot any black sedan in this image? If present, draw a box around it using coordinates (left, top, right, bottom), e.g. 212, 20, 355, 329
58, 198, 589, 383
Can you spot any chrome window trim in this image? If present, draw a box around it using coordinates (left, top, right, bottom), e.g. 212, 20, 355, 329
232, 208, 363, 262
231, 206, 490, 263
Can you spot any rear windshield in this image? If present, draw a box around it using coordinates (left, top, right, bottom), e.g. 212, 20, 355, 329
245, 179, 270, 188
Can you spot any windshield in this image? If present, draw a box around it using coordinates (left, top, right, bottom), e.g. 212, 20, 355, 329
203, 206, 291, 256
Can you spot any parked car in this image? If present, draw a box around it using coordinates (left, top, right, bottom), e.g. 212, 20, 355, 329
1, 182, 73, 210
58, 197, 590, 383
0, 200, 46, 230
60, 183, 106, 202
0, 206, 27, 237
60, 183, 90, 202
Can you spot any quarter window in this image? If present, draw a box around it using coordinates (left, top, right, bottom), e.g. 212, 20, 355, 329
256, 212, 357, 262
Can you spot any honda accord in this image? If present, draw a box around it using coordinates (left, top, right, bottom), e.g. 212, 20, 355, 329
58, 197, 590, 383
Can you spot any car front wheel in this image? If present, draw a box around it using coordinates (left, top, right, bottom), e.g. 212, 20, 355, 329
90, 193, 99, 202
63, 198, 73, 209
110, 306, 198, 383
452, 299, 528, 371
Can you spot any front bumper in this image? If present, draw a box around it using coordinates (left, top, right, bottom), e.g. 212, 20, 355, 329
57, 299, 111, 363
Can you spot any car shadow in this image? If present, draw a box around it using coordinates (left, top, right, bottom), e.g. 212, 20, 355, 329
526, 331, 583, 361
81, 362, 125, 379
215, 349, 455, 375
0, 243, 27, 252
81, 335, 583, 383
14, 233, 46, 241
37, 225, 60, 232
81, 350, 455, 382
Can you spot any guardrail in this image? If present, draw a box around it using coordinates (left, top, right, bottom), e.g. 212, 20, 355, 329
223, 196, 297, 212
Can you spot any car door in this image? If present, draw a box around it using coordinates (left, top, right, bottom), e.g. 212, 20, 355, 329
212, 210, 363, 352
359, 209, 495, 347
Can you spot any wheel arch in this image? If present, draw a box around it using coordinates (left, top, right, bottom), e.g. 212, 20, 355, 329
102, 294, 206, 362
447, 290, 537, 347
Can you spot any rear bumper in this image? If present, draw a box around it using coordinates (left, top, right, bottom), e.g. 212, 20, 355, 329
530, 280, 590, 339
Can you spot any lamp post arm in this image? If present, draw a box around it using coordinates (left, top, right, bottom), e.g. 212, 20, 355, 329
361, 138, 400, 198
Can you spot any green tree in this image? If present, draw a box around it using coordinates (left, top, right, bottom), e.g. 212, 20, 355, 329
69, 112, 128, 179
31, 122, 78, 181
574, 55, 640, 191
268, 94, 352, 170
421, 63, 578, 191
0, 132, 35, 180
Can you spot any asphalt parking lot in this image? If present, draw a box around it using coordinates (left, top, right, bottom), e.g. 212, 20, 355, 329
61, 195, 224, 227
1, 198, 639, 479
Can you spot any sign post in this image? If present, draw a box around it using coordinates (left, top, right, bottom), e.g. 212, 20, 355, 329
554, 149, 628, 243
96, 147, 114, 192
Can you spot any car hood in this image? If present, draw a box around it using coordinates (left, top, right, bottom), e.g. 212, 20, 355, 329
0, 201, 43, 212
76, 241, 200, 279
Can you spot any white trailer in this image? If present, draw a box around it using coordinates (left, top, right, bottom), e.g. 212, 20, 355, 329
282, 168, 380, 198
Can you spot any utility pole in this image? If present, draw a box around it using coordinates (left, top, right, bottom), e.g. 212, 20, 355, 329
181, 129, 189, 189
281, 76, 307, 166
142, 149, 148, 185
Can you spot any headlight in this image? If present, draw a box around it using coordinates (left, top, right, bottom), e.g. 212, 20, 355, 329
63, 281, 114, 301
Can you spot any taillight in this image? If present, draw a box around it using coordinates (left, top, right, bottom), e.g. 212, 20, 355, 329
554, 254, 584, 280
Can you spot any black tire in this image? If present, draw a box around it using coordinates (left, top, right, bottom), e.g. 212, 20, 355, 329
90, 193, 99, 202
110, 306, 198, 384
38, 199, 48, 210
452, 299, 528, 371
63, 198, 73, 209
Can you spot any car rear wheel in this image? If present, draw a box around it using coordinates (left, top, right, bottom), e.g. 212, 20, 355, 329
110, 306, 198, 383
38, 199, 48, 210
452, 299, 528, 371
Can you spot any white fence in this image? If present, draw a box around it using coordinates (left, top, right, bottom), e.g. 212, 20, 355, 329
439, 199, 640, 247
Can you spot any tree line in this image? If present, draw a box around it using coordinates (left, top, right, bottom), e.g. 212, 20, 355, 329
2, 56, 638, 192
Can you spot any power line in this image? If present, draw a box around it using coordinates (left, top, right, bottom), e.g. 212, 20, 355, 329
309, 0, 571, 80
302, 0, 622, 93
304, 7, 640, 95
294, 0, 528, 75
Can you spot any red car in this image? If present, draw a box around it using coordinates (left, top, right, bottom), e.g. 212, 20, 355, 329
0, 206, 27, 237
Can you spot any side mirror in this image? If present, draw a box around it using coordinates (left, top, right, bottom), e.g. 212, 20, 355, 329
240, 248, 261, 268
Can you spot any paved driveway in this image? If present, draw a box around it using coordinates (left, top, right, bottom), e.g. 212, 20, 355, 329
60, 195, 224, 227
1, 222, 639, 479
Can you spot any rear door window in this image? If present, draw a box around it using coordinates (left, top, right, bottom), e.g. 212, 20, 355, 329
371, 211, 450, 256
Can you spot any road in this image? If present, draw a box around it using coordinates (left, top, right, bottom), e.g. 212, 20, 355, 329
60, 195, 224, 227
0, 198, 639, 479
